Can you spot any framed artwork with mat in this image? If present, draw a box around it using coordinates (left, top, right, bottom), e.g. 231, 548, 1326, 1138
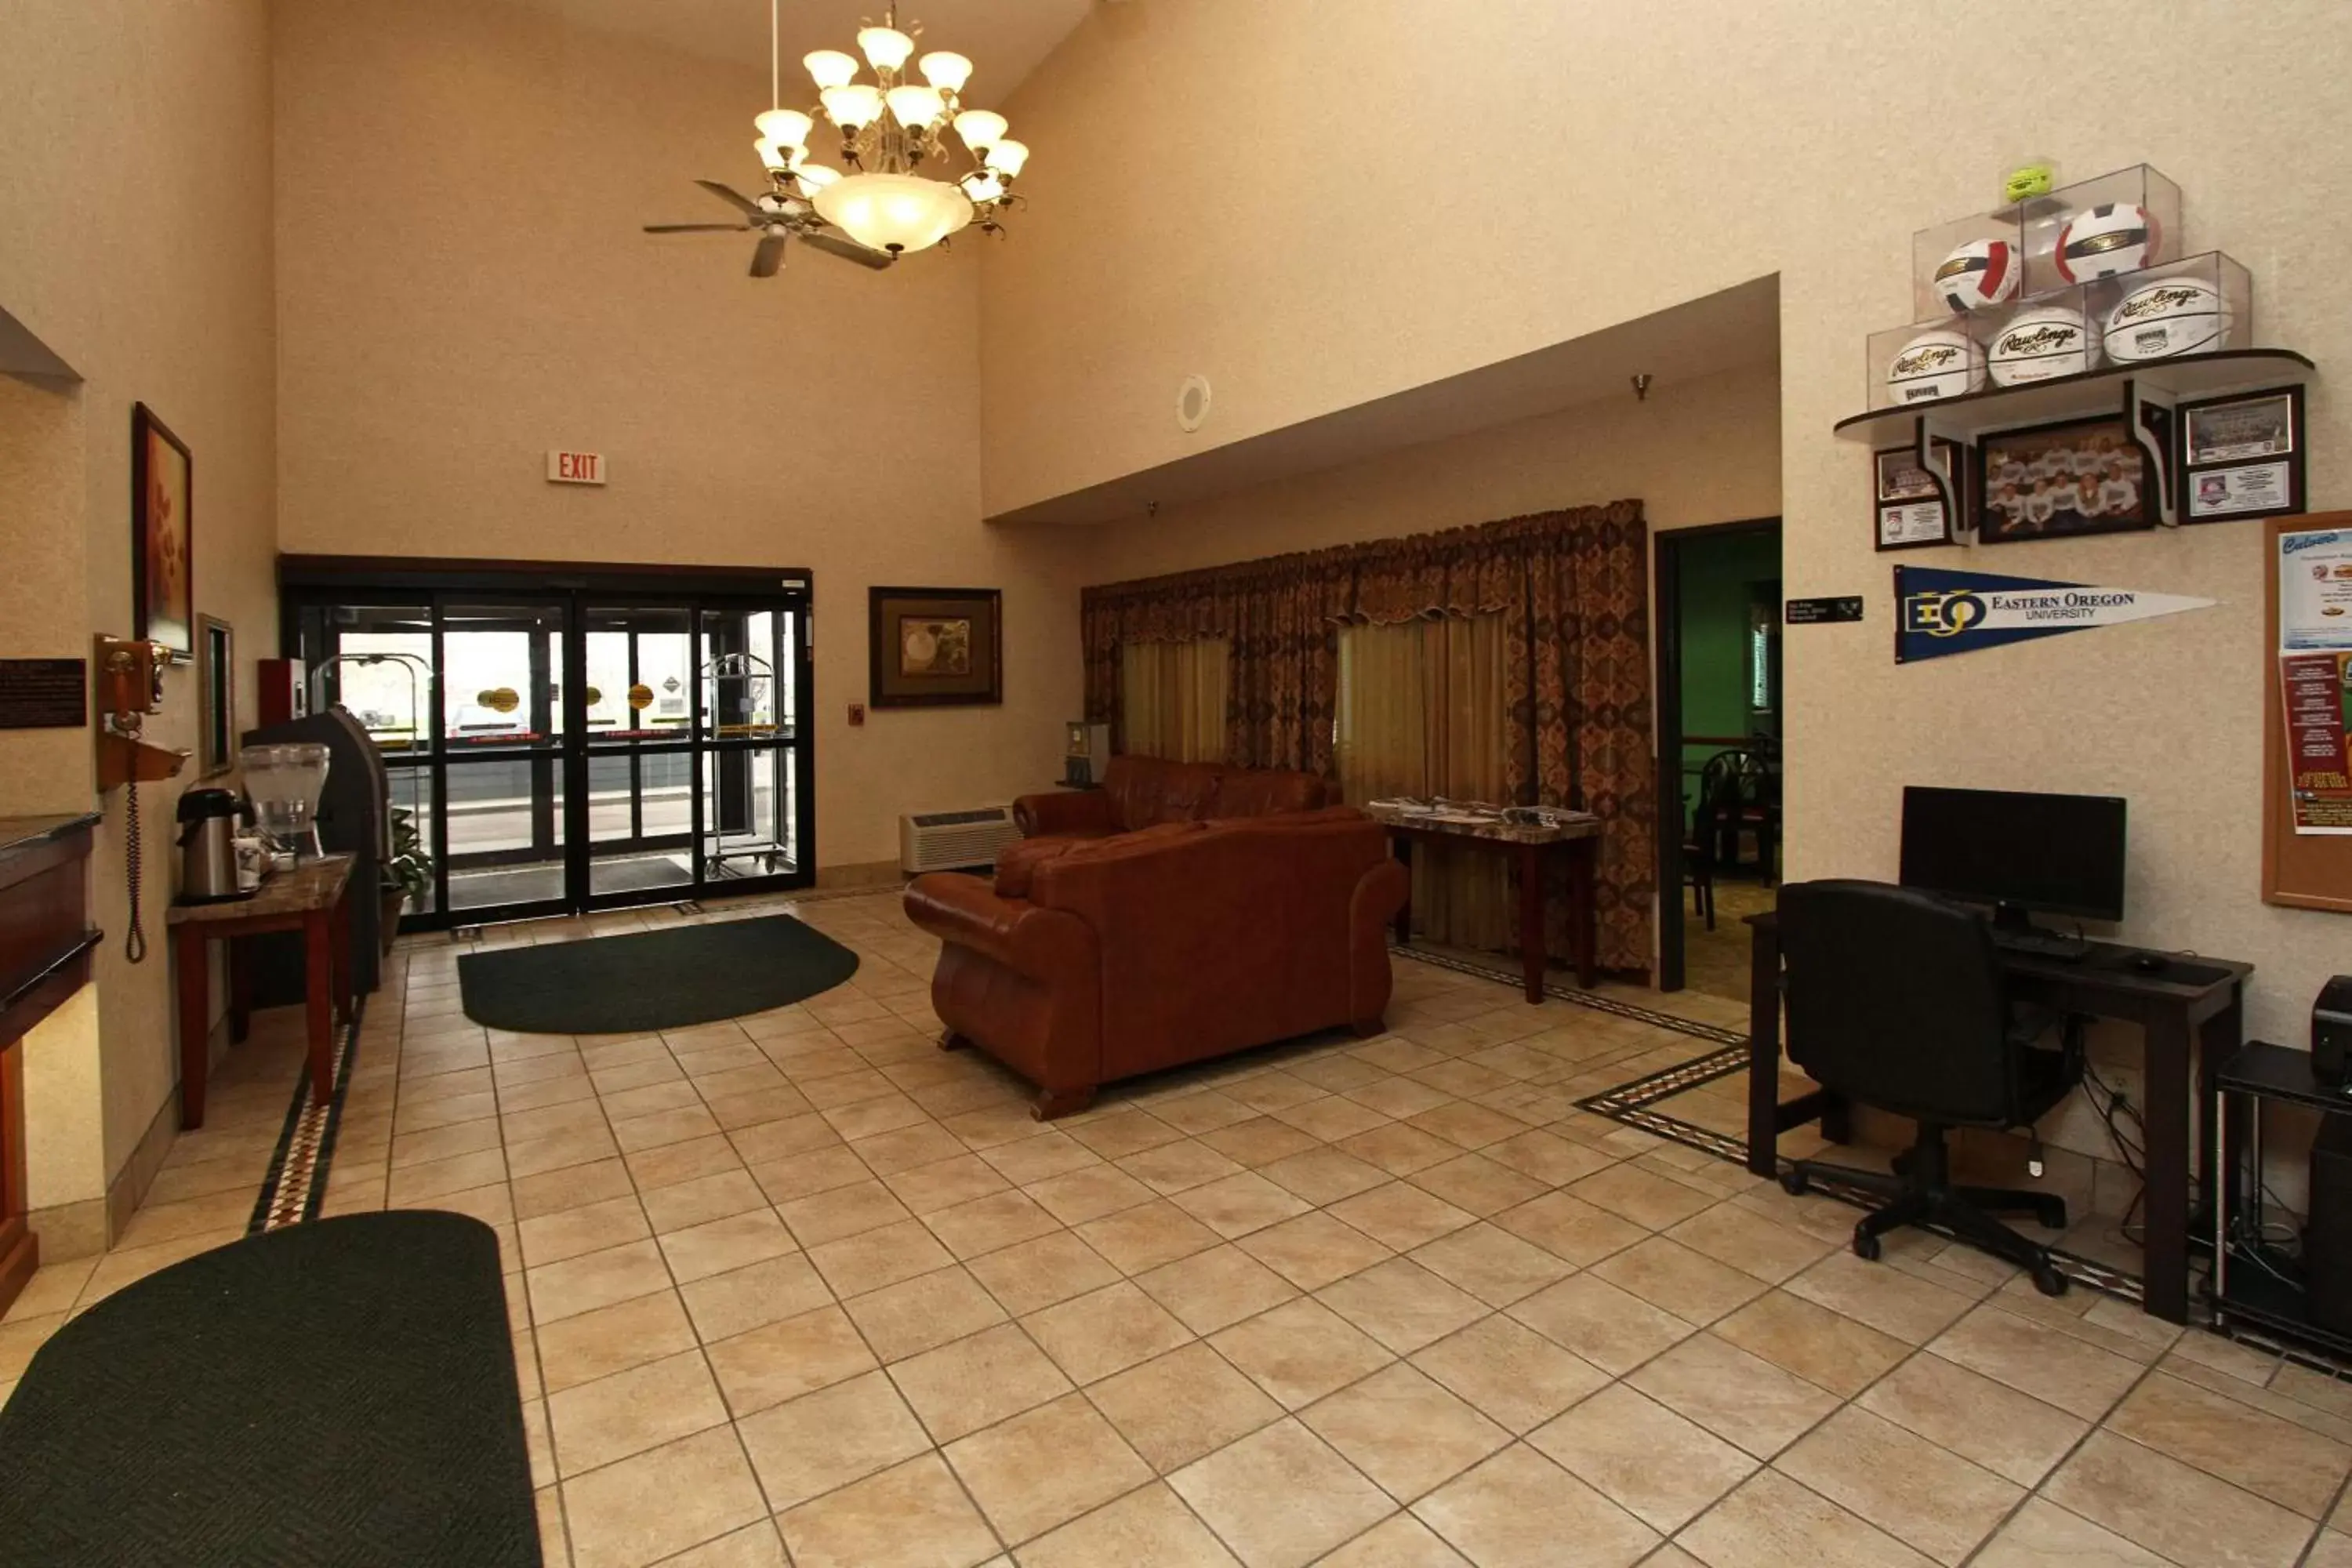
131, 403, 194, 656
869, 586, 1002, 708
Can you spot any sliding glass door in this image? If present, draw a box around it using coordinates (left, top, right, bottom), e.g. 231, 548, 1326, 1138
283, 563, 815, 929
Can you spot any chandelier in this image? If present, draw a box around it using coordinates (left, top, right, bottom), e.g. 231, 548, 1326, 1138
748, 3, 1029, 258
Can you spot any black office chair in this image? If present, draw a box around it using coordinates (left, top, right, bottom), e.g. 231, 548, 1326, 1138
1775, 879, 2082, 1296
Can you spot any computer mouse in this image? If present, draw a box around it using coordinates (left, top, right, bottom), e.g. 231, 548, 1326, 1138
2131, 952, 2169, 975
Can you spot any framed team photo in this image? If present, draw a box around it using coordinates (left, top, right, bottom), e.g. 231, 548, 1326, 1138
1973, 415, 2154, 544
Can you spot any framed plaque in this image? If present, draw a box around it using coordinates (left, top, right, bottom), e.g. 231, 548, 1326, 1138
1975, 414, 2154, 544
1874, 440, 1962, 552
2179, 385, 2303, 524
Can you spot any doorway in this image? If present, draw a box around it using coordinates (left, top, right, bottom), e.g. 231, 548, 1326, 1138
280, 559, 815, 929
1653, 519, 1781, 996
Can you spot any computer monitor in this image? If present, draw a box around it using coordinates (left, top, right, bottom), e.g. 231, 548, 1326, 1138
1899, 786, 2127, 928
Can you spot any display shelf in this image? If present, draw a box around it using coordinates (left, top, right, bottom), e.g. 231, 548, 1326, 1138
2217, 1040, 2352, 1114
1834, 347, 2315, 447
2212, 1041, 2352, 1359
2215, 1244, 2352, 1360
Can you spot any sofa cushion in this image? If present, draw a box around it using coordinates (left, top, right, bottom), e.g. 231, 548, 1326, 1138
995, 836, 1082, 898
1104, 756, 1225, 832
1209, 768, 1328, 818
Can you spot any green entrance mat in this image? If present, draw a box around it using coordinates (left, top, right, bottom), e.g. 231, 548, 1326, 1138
458, 913, 860, 1035
0, 1211, 539, 1568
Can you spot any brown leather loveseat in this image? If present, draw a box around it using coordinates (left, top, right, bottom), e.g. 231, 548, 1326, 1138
1012, 753, 1330, 840
903, 804, 1409, 1118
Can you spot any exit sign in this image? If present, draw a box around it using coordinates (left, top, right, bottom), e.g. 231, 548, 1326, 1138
546, 451, 606, 485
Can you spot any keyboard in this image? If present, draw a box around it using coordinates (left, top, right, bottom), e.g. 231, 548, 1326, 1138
1991, 927, 2092, 962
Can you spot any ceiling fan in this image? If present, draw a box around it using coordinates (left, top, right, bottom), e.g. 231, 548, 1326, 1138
643, 179, 893, 277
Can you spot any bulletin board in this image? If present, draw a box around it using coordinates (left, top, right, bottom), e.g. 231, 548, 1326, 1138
2265, 510, 2352, 911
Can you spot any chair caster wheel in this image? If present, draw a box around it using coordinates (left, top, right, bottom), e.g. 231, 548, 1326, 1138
2032, 1261, 2069, 1298
1851, 1229, 1882, 1262
1779, 1169, 1809, 1198
2033, 1198, 2069, 1230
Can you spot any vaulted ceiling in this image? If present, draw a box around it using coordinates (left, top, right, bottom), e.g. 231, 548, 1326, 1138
495, 0, 1093, 105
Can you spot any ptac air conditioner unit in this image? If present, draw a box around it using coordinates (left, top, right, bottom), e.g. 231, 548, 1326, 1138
898, 805, 1021, 874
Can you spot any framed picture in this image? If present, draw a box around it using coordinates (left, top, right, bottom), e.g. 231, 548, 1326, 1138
1874, 439, 1965, 551
1974, 415, 2154, 545
869, 586, 1002, 708
196, 615, 234, 776
2178, 384, 2304, 524
131, 403, 194, 655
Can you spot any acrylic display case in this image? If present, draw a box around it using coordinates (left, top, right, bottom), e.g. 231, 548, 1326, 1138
1869, 250, 2252, 413
1910, 163, 2183, 322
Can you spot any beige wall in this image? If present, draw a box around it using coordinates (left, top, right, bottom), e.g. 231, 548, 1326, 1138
0, 0, 280, 1211
1087, 361, 1780, 584
996, 0, 2352, 1058
272, 0, 1087, 869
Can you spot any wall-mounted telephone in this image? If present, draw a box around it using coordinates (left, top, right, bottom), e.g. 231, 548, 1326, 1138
93, 635, 189, 964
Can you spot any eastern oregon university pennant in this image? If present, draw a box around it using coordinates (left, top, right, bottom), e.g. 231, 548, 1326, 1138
1895, 564, 2216, 663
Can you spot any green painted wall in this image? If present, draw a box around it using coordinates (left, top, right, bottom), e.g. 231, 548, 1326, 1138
1678, 528, 1780, 825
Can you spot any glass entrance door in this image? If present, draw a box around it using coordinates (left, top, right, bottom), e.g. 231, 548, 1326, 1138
285, 567, 815, 929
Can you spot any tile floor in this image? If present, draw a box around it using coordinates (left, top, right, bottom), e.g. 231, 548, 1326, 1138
8, 890, 2352, 1567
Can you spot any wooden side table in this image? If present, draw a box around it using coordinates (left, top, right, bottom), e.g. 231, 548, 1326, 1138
1362, 805, 1602, 1001
168, 855, 354, 1129
0, 813, 103, 1319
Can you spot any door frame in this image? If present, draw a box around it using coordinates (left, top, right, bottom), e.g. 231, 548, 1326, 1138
1652, 517, 1781, 992
278, 555, 816, 929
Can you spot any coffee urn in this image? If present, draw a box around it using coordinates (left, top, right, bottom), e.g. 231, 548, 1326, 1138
176, 787, 246, 902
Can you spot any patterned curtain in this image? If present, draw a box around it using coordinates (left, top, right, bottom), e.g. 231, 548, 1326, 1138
1080, 499, 1655, 975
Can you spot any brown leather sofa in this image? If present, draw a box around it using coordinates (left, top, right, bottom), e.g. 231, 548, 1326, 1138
1011, 753, 1330, 841
903, 807, 1409, 1118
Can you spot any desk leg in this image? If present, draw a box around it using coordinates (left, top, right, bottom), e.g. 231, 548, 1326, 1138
2196, 985, 2243, 1240
331, 887, 353, 1025
1570, 837, 1598, 989
176, 926, 210, 1131
1516, 842, 1544, 1004
228, 938, 253, 1044
1746, 919, 1781, 1178
1391, 838, 1414, 949
2143, 1008, 2193, 1324
302, 909, 336, 1107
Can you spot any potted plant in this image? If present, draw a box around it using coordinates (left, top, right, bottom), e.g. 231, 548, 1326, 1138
382, 804, 432, 953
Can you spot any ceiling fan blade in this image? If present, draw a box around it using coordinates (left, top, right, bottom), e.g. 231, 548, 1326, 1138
798, 230, 896, 270
750, 232, 789, 278
696, 180, 767, 220
643, 222, 747, 234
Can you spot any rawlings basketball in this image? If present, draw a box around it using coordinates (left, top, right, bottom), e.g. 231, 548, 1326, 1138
2055, 203, 2159, 281
2103, 278, 2233, 362
1886, 328, 1984, 405
1933, 238, 2020, 313
1987, 303, 2098, 387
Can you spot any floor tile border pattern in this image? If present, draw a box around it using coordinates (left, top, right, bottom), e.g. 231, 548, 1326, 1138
1389, 944, 1748, 1047
1575, 1040, 2156, 1309
246, 996, 367, 1233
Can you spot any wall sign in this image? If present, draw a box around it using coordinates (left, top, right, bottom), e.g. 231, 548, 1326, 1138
546, 451, 607, 485
1895, 564, 2213, 663
1785, 597, 1864, 625
0, 659, 88, 729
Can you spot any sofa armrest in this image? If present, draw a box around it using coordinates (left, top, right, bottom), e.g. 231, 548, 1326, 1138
905, 873, 1098, 982
1013, 789, 1117, 838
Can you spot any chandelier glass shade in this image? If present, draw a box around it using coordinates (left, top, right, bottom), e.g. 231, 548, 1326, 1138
750, 4, 1027, 257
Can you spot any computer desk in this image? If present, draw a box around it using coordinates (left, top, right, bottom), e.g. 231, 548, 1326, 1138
1743, 909, 2252, 1324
